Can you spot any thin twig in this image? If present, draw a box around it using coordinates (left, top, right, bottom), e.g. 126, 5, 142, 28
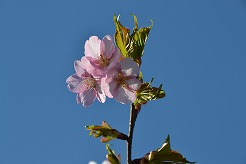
127, 103, 141, 164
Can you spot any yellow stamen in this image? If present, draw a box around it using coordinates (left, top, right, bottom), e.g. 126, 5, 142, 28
84, 77, 96, 88
99, 53, 109, 66
117, 73, 127, 87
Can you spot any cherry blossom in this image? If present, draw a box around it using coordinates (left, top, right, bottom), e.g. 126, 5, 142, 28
84, 35, 120, 77
66, 60, 106, 107
101, 58, 141, 104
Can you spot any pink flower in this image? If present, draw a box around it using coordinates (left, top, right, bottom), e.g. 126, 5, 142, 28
66, 60, 106, 107
84, 35, 120, 77
102, 58, 142, 104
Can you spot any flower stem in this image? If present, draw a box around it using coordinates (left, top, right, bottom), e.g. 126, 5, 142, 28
127, 103, 141, 164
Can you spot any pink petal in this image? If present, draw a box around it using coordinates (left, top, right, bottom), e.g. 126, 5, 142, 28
101, 35, 115, 58
84, 56, 100, 67
123, 87, 137, 103
107, 48, 121, 70
80, 57, 95, 75
74, 60, 85, 77
120, 58, 139, 77
112, 86, 131, 104
95, 85, 106, 103
83, 56, 108, 77
107, 62, 121, 75
76, 89, 96, 107
66, 74, 88, 93
101, 76, 114, 98
84, 36, 101, 59
127, 78, 141, 91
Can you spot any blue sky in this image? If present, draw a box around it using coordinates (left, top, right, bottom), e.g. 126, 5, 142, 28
1, 0, 246, 164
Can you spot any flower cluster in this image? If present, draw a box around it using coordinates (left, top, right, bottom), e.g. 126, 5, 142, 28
66, 35, 142, 107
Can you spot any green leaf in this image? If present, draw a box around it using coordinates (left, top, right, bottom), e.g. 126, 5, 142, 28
128, 17, 153, 60
148, 135, 196, 164
135, 78, 165, 105
106, 145, 121, 164
138, 71, 144, 82
132, 14, 138, 32
113, 14, 153, 65
86, 121, 119, 143
113, 15, 131, 58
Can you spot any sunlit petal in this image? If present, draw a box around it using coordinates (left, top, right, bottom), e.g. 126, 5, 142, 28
96, 85, 106, 103
66, 74, 88, 93
85, 36, 101, 58
74, 60, 85, 76
112, 86, 131, 104
120, 58, 139, 76
76, 89, 96, 107
124, 87, 137, 103
127, 78, 141, 91
107, 48, 120, 70
101, 35, 115, 58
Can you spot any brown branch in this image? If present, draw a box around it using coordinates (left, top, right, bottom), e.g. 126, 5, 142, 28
116, 131, 129, 141
127, 103, 141, 164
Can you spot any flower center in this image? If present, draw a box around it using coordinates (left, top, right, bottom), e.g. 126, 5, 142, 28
99, 53, 110, 67
117, 73, 127, 87
84, 77, 96, 88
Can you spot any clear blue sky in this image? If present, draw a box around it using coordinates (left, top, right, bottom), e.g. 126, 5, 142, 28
1, 0, 246, 164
